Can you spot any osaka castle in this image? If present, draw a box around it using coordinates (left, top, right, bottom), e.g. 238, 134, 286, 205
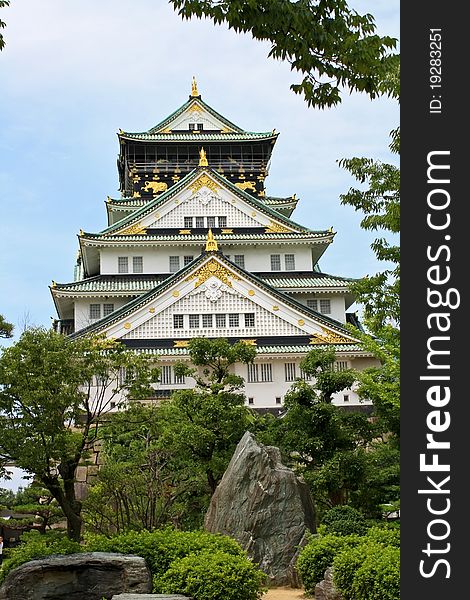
51, 79, 376, 411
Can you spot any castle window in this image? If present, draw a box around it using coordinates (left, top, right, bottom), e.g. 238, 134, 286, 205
169, 256, 180, 272
285, 254, 295, 271
174, 371, 185, 385
196, 216, 205, 228
161, 365, 172, 385
261, 363, 273, 382
248, 397, 254, 405
343, 394, 350, 402
320, 299, 331, 314
216, 314, 226, 328
247, 364, 259, 383
133, 256, 143, 273
89, 304, 101, 320
173, 315, 184, 329
184, 255, 194, 266
229, 313, 239, 327
276, 397, 282, 405
103, 303, 115, 317
307, 299, 318, 311
184, 216, 193, 228
244, 313, 255, 327
197, 123, 204, 131
118, 256, 129, 273
285, 362, 297, 382
218, 216, 227, 228
207, 216, 216, 228
335, 361, 349, 372
202, 314, 213, 328
189, 314, 200, 328
189, 123, 196, 130
234, 255, 245, 268
270, 254, 281, 271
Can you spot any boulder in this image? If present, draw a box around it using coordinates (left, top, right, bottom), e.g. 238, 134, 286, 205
0, 552, 152, 600
314, 567, 343, 600
204, 431, 316, 586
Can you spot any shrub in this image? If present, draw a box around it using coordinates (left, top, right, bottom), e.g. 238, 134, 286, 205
295, 533, 361, 594
366, 524, 400, 547
333, 542, 400, 600
84, 527, 246, 583
321, 505, 368, 536
157, 550, 266, 600
0, 530, 82, 583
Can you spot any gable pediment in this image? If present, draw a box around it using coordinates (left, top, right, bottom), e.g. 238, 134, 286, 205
109, 170, 298, 236
89, 254, 357, 346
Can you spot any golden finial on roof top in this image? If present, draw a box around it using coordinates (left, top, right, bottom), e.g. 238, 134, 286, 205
205, 229, 218, 252
191, 76, 199, 97
199, 147, 208, 167
79, 229, 84, 237
51, 280, 57, 288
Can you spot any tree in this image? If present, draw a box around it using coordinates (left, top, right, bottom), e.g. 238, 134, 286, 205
0, 314, 13, 339
157, 338, 257, 496
261, 348, 374, 512
83, 402, 200, 533
339, 131, 400, 439
170, 0, 398, 108
7, 482, 65, 534
0, 1, 9, 51
0, 328, 157, 541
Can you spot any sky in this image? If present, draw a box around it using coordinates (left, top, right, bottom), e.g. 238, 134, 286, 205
0, 1, 398, 490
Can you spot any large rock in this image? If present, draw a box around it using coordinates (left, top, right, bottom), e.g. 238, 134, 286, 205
314, 567, 343, 600
204, 431, 316, 586
0, 552, 152, 600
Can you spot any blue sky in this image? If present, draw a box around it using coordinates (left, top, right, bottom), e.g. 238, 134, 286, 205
0, 1, 398, 491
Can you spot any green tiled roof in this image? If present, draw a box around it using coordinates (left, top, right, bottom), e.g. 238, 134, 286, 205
53, 271, 352, 295
54, 275, 167, 294
260, 273, 355, 288
119, 96, 274, 140
263, 196, 297, 205
119, 131, 276, 142
82, 231, 331, 243
133, 343, 365, 356
108, 198, 148, 207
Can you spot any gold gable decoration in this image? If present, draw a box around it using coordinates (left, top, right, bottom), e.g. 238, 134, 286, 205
185, 258, 240, 289
199, 147, 208, 167
191, 76, 199, 97
265, 220, 292, 234
205, 229, 218, 252
190, 173, 220, 195
118, 223, 147, 236
310, 327, 355, 345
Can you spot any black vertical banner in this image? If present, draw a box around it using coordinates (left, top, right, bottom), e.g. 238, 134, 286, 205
401, 3, 468, 599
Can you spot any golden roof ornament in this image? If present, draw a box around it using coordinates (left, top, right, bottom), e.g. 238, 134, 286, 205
191, 76, 199, 97
199, 147, 208, 167
205, 229, 218, 252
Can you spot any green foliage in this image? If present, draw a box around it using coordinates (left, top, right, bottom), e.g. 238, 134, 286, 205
321, 505, 368, 536
0, 530, 81, 584
0, 328, 157, 540
299, 349, 355, 403
84, 402, 209, 532
0, 314, 13, 338
296, 533, 361, 593
158, 338, 256, 495
0, 1, 9, 51
84, 528, 246, 584
297, 526, 400, 596
333, 542, 400, 600
157, 550, 266, 600
170, 0, 398, 108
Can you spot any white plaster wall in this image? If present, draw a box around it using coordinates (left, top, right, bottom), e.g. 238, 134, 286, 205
74, 297, 131, 331
99, 245, 314, 275
293, 295, 347, 323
